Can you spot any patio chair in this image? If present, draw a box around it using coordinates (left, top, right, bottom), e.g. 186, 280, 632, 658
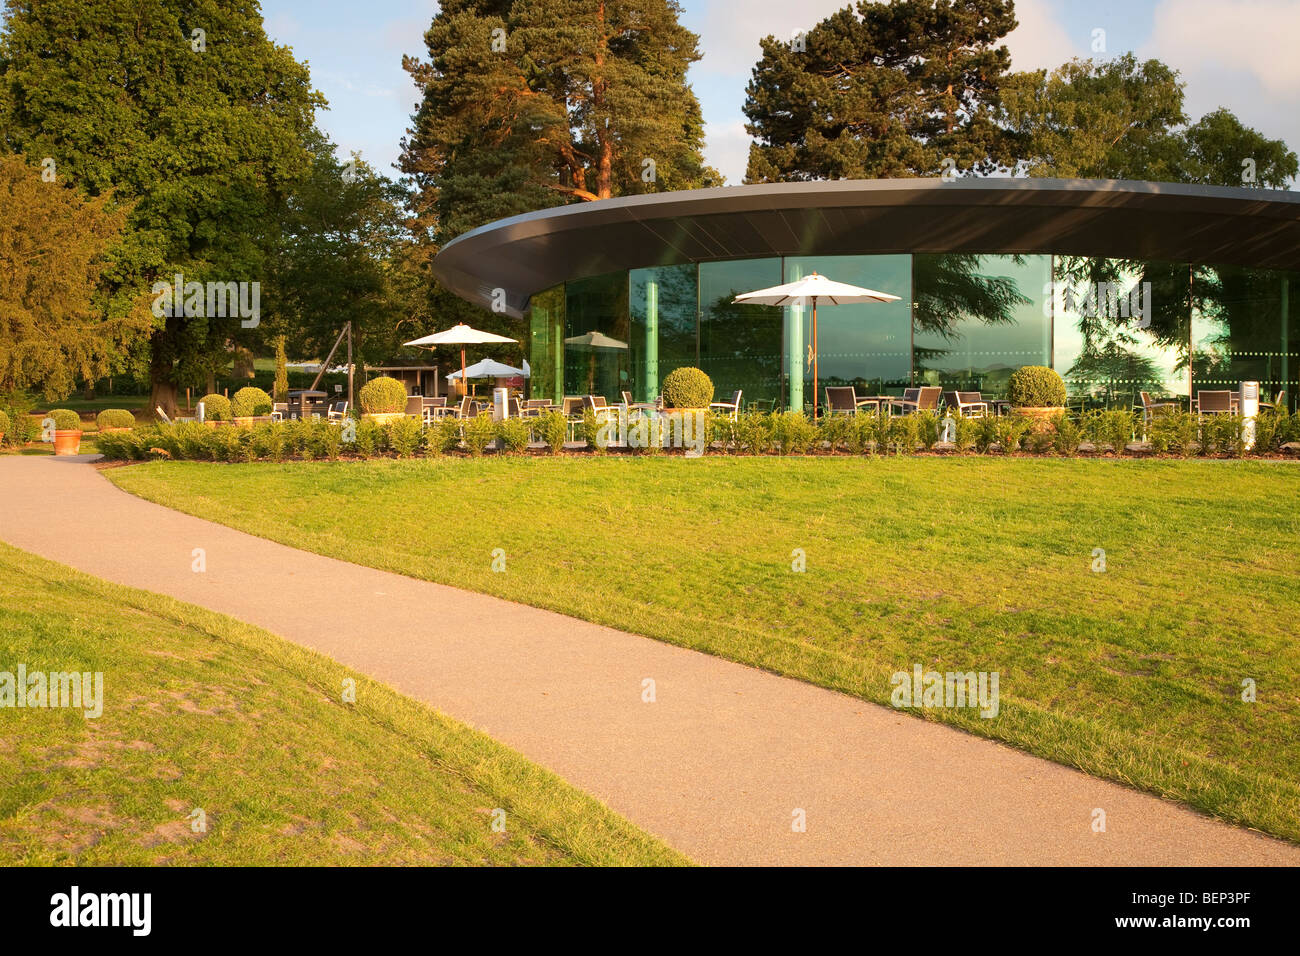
453, 395, 477, 419
943, 391, 987, 418
889, 386, 941, 416
1196, 390, 1235, 415
710, 389, 743, 420
1136, 391, 1178, 429
508, 397, 522, 418
403, 394, 424, 418
1258, 389, 1286, 412
327, 401, 348, 422
824, 387, 860, 416
561, 397, 584, 417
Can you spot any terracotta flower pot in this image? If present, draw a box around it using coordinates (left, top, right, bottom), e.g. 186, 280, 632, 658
53, 429, 82, 456
98, 426, 132, 434
1012, 406, 1062, 433
233, 416, 255, 427
363, 412, 406, 425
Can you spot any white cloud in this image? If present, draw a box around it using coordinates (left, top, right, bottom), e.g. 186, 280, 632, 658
704, 119, 753, 186
1002, 0, 1077, 72
694, 0, 854, 78
1144, 0, 1300, 168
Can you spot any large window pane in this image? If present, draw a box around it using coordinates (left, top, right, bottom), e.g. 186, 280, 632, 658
528, 283, 564, 405
1193, 265, 1297, 411
1053, 258, 1192, 409
564, 272, 630, 401
699, 258, 783, 409
785, 255, 911, 409
630, 264, 697, 404
912, 254, 1051, 398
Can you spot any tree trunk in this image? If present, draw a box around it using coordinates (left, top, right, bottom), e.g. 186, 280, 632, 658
82, 380, 95, 401
594, 1, 612, 199
232, 346, 256, 380
149, 327, 178, 419
205, 370, 216, 395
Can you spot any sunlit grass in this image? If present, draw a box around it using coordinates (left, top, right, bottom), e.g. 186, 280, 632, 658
0, 541, 687, 866
108, 456, 1300, 843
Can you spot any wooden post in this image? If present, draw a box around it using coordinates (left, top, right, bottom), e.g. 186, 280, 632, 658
346, 321, 354, 411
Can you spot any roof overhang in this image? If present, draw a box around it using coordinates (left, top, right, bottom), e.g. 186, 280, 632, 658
431, 177, 1300, 318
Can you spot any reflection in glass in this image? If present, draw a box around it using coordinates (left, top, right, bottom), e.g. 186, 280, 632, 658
699, 259, 783, 408
1193, 265, 1297, 411
631, 264, 697, 404
564, 272, 630, 399
911, 254, 1048, 397
528, 284, 565, 405
1053, 257, 1191, 409
784, 255, 912, 408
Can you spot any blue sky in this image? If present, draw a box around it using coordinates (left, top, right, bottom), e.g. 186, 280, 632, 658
261, 0, 1300, 185
5, 1, 1292, 184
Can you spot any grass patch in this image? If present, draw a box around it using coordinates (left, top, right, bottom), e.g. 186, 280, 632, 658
0, 541, 687, 866
107, 456, 1300, 843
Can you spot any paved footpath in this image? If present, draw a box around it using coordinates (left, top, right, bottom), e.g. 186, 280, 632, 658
1, 455, 1296, 865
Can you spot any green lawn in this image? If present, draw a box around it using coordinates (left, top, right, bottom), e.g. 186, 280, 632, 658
107, 456, 1300, 844
0, 541, 687, 865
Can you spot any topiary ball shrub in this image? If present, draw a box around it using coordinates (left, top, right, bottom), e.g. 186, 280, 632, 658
1006, 365, 1067, 408
359, 376, 408, 414
231, 386, 273, 418
662, 366, 714, 409
96, 409, 136, 430
49, 408, 82, 431
199, 393, 232, 421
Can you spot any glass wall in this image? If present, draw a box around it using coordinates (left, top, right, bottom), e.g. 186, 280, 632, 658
1052, 257, 1191, 408
528, 283, 565, 405
1192, 265, 1297, 408
630, 263, 697, 404
699, 258, 783, 408
784, 255, 912, 411
524, 256, 1298, 413
564, 272, 629, 400
912, 254, 1051, 396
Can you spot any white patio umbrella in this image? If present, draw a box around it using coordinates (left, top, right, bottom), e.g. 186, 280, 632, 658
733, 272, 899, 418
564, 331, 629, 394
446, 358, 529, 380
404, 323, 518, 390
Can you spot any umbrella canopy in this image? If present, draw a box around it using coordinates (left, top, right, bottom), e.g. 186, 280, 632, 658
733, 272, 900, 418
563, 330, 629, 350
446, 358, 529, 380
732, 272, 899, 308
404, 323, 518, 392
403, 324, 517, 348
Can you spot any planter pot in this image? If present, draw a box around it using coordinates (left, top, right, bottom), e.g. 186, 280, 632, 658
203, 420, 224, 428
53, 429, 82, 456
363, 412, 406, 425
98, 426, 132, 434
1012, 406, 1063, 433
233, 416, 257, 427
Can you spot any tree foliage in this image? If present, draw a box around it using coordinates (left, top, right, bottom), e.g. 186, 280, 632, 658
0, 0, 324, 413
0, 151, 149, 399
744, 0, 1020, 182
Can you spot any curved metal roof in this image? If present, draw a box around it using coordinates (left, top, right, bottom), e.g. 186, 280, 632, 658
431, 177, 1300, 318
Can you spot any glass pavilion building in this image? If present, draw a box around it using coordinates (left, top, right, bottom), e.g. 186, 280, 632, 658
431, 179, 1300, 412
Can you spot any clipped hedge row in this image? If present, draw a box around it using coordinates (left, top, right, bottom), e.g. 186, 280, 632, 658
96, 411, 574, 463
93, 406, 1300, 463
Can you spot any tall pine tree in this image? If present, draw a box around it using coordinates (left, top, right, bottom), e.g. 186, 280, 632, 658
743, 0, 1019, 182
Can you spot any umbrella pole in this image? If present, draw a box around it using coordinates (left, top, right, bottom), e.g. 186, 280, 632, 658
812, 298, 820, 420
461, 347, 466, 396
